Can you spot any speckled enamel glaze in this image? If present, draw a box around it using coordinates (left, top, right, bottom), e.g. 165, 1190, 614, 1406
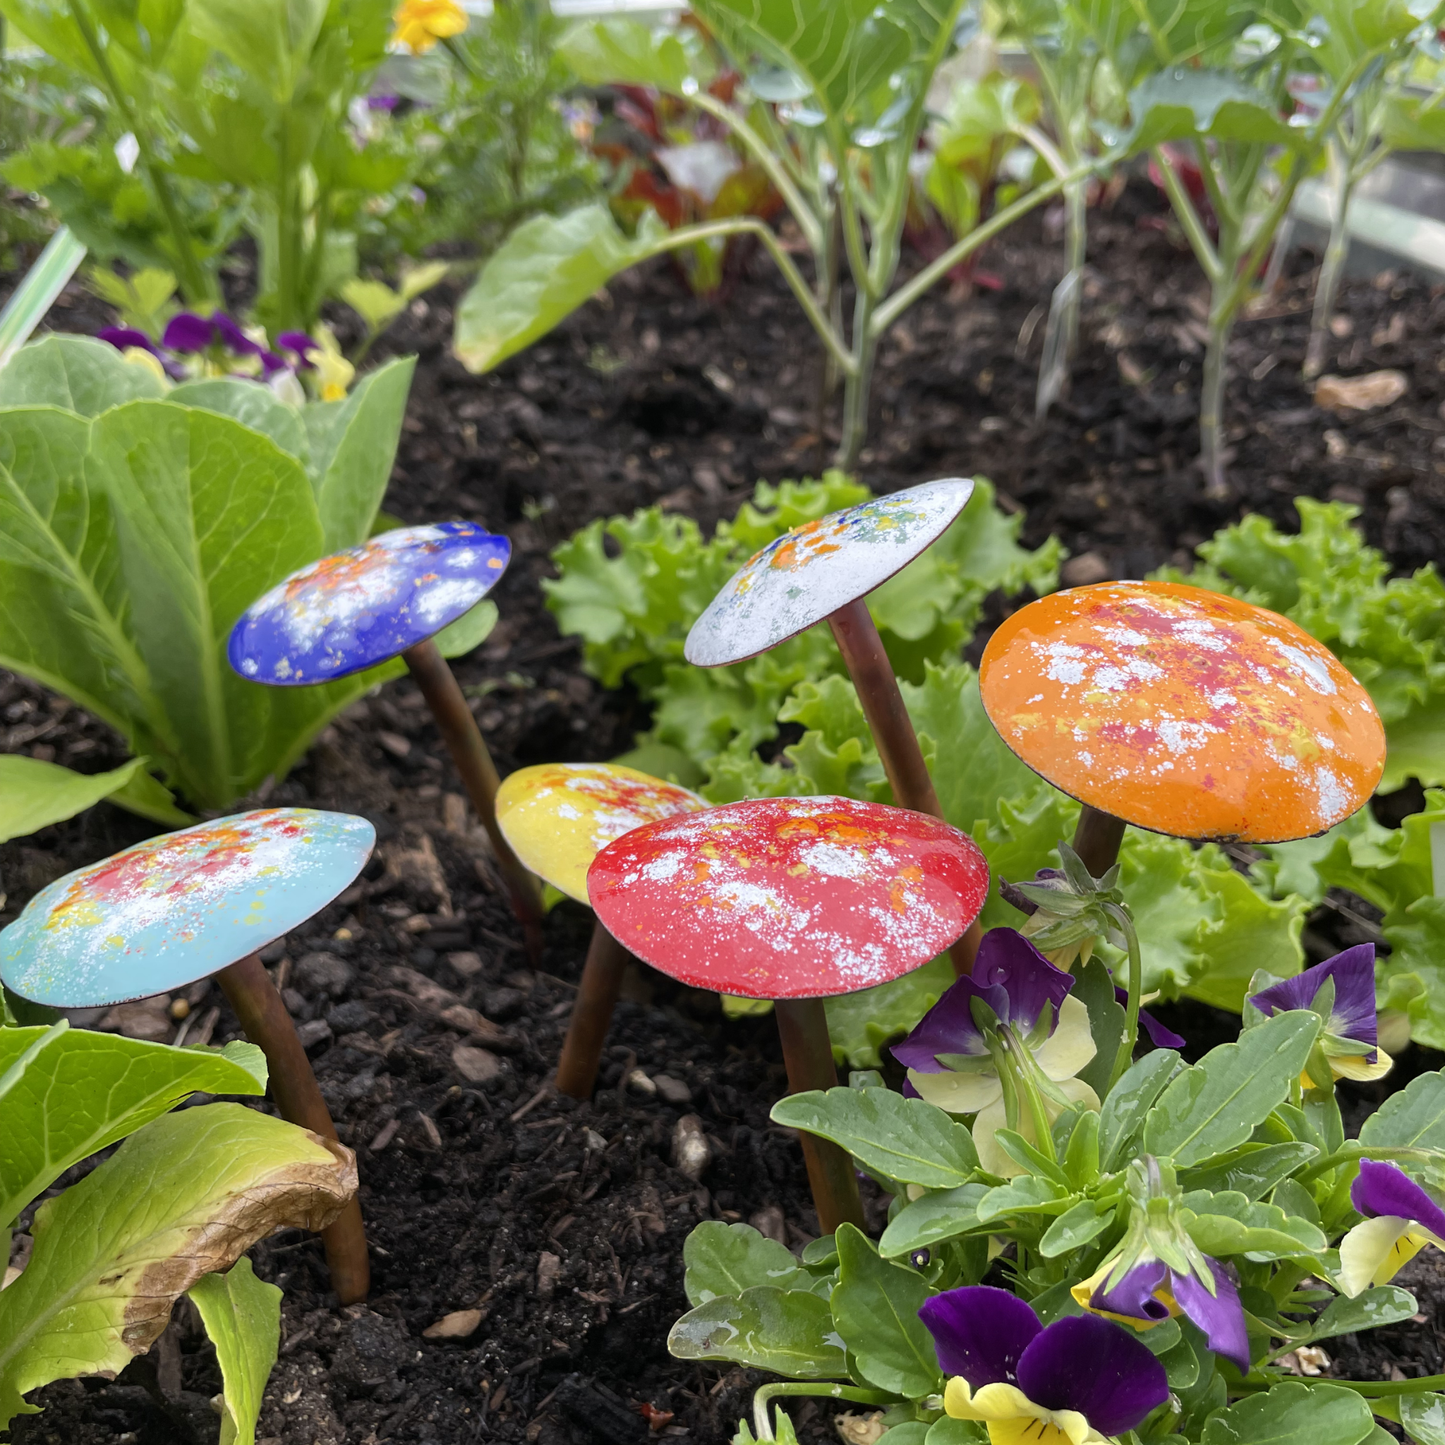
586, 796, 989, 998
684, 479, 975, 667
979, 581, 1385, 843
228, 522, 509, 684
495, 762, 706, 903
0, 809, 375, 1007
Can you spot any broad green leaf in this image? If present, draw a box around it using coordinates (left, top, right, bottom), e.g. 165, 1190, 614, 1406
684, 1222, 813, 1306
435, 600, 499, 660
831, 1224, 941, 1397
1360, 1071, 1445, 1152
304, 356, 415, 551
667, 1286, 847, 1378
1178, 1143, 1319, 1202
690, 0, 917, 124
184, 0, 328, 103
1178, 1191, 1326, 1260
1400, 1392, 1445, 1445
926, 1419, 986, 1445
0, 1025, 266, 1227
1144, 1012, 1319, 1167
1300, 1288, 1419, 1346
1127, 69, 1295, 153
1071, 957, 1125, 1100
1099, 1049, 1182, 1172
0, 334, 164, 415
168, 379, 310, 464
1200, 1382, 1375, 1445
0, 755, 148, 844
1383, 703, 1445, 792
825, 956, 955, 1071
0, 1104, 355, 1431
559, 16, 714, 91
188, 1256, 281, 1445
107, 761, 195, 826
772, 1087, 978, 1188
1039, 1199, 1112, 1256
455, 206, 672, 373
977, 1175, 1071, 1224
1383, 900, 1445, 1050
878, 1184, 988, 1258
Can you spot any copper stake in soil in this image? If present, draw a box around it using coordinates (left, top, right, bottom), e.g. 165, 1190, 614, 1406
216, 952, 370, 1304
403, 637, 546, 964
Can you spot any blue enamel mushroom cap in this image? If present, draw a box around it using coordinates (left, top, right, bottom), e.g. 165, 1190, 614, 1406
0, 808, 375, 1008
228, 522, 510, 685
684, 478, 975, 668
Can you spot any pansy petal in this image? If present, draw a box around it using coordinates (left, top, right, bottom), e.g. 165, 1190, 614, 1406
987, 1411, 1093, 1445
1089, 1259, 1171, 1322
212, 312, 261, 355
972, 1094, 1018, 1178
1033, 994, 1097, 1081
1333, 1048, 1393, 1083
1170, 1262, 1249, 1372
1114, 987, 1187, 1049
920, 1286, 1042, 1388
1351, 1159, 1445, 1240
892, 973, 1002, 1071
1251, 945, 1377, 1054
1015, 1315, 1168, 1438
1338, 1215, 1415, 1297
97, 326, 157, 354
908, 1066, 1002, 1115
974, 927, 1075, 1035
162, 312, 216, 352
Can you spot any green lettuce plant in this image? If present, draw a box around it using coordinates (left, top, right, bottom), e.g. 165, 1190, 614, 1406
0, 333, 484, 813
669, 924, 1445, 1445
0, 0, 418, 330
0, 1018, 356, 1437
1083, 0, 1420, 496
456, 1, 1091, 468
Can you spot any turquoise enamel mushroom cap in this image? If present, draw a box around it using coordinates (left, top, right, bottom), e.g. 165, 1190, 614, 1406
228, 521, 510, 685
684, 478, 975, 668
0, 808, 375, 1008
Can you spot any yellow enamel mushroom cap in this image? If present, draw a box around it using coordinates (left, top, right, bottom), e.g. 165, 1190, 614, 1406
978, 580, 1386, 843
495, 762, 706, 902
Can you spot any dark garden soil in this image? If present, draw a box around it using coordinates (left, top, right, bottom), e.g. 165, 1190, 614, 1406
4, 173, 1445, 1445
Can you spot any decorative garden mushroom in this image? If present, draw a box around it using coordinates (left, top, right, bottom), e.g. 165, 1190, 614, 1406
0, 808, 375, 1303
587, 795, 989, 1232
685, 479, 983, 974
979, 580, 1387, 874
494, 761, 706, 1098
228, 522, 546, 961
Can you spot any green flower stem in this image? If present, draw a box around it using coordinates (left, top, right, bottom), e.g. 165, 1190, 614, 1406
752, 1384, 897, 1440
1001, 1027, 1058, 1165
1108, 905, 1143, 1089
1296, 1145, 1440, 1185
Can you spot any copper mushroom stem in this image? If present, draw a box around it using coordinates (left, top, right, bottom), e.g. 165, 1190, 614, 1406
828, 597, 982, 976
215, 953, 370, 1304
1071, 805, 1128, 879
555, 924, 632, 1099
774, 997, 867, 1233
402, 637, 546, 963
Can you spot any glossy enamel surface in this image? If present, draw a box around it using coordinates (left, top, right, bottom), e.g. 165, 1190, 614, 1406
1, 809, 375, 1007
979, 581, 1385, 843
229, 522, 509, 684
495, 762, 706, 903
587, 796, 989, 998
684, 478, 975, 667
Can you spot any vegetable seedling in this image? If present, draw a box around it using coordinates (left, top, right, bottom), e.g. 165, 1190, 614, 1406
494, 762, 706, 1098
0, 807, 376, 1303
979, 579, 1387, 874
587, 795, 989, 1232
229, 522, 546, 960
686, 479, 984, 974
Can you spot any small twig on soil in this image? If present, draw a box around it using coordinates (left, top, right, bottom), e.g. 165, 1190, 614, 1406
510, 1082, 554, 1123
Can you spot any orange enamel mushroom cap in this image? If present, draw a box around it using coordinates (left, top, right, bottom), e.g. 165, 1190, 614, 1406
979, 581, 1385, 843
586, 796, 989, 998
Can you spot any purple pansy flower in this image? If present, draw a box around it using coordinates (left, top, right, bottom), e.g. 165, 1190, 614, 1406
162, 310, 264, 358
920, 1286, 1168, 1440
1339, 1159, 1445, 1297
97, 326, 160, 354
893, 929, 1098, 1177
275, 331, 318, 369
1113, 985, 1187, 1050
1074, 1254, 1249, 1372
1249, 945, 1391, 1083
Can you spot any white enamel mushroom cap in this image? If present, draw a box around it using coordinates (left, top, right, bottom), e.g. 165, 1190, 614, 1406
684, 478, 976, 668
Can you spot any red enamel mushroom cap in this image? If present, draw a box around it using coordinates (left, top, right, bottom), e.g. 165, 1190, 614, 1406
586, 796, 989, 999
979, 580, 1386, 843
